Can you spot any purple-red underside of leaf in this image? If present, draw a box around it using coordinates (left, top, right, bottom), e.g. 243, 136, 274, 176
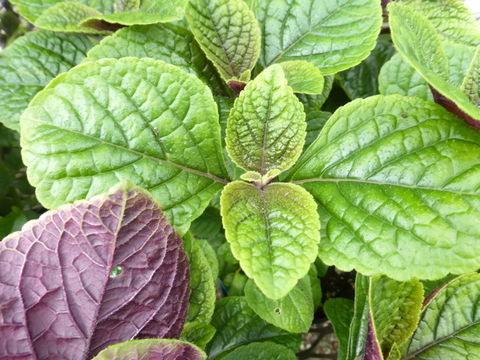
363, 315, 383, 360
0, 184, 189, 360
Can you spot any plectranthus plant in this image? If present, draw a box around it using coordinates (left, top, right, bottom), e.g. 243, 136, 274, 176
0, 0, 479, 359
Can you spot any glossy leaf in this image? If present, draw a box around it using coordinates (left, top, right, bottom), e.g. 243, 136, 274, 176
406, 274, 480, 359
221, 181, 320, 299
369, 276, 423, 356
180, 321, 216, 350
244, 273, 314, 333
185, 0, 260, 83
20, 57, 228, 233
220, 342, 297, 360
279, 60, 324, 94
0, 182, 189, 359
304, 110, 331, 149
462, 46, 480, 107
298, 75, 334, 113
226, 64, 306, 175
85, 23, 228, 96
92, 339, 206, 360
324, 298, 354, 360
0, 30, 95, 131
248, 0, 382, 74
206, 297, 301, 358
288, 95, 480, 280
364, 316, 384, 360
347, 274, 370, 360
389, 3, 480, 125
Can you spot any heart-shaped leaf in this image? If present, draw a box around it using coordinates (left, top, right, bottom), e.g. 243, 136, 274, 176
288, 95, 480, 281
221, 181, 320, 299
0, 30, 96, 131
0, 182, 189, 359
92, 339, 206, 360
20, 57, 228, 233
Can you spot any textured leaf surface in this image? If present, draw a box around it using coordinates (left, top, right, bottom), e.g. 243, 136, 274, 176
183, 233, 216, 323
92, 339, 206, 360
462, 46, 480, 107
185, 0, 260, 82
406, 274, 480, 359
389, 3, 480, 124
0, 182, 189, 359
288, 95, 480, 280
324, 298, 354, 360
21, 57, 228, 233
207, 297, 301, 358
221, 181, 320, 299
369, 276, 423, 356
0, 30, 95, 131
298, 75, 334, 113
226, 64, 306, 175
220, 342, 297, 360
279, 60, 324, 94
244, 273, 314, 333
180, 321, 216, 350
85, 23, 228, 95
347, 274, 370, 360
248, 0, 382, 74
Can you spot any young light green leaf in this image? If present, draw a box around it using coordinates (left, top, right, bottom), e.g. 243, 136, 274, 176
207, 297, 301, 358
297, 75, 334, 113
221, 181, 320, 299
244, 273, 315, 333
85, 23, 228, 96
0, 30, 95, 131
389, 3, 480, 125
324, 298, 354, 360
180, 321, 216, 350
288, 95, 480, 281
398, 0, 480, 46
226, 64, 306, 175
369, 276, 424, 357
183, 233, 216, 323
92, 339, 206, 360
185, 0, 260, 84
248, 0, 382, 74
406, 274, 480, 359
220, 342, 297, 360
462, 46, 480, 107
279, 61, 324, 94
20, 57, 228, 234
347, 274, 370, 360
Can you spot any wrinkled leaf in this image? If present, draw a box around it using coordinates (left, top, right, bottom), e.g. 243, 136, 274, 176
324, 298, 354, 360
226, 64, 306, 176
0, 182, 189, 359
186, 0, 260, 83
288, 95, 480, 281
92, 339, 206, 360
180, 321, 216, 350
21, 57, 228, 234
248, 0, 382, 74
221, 181, 320, 299
0, 30, 95, 131
279, 60, 324, 94
462, 46, 480, 107
220, 342, 297, 360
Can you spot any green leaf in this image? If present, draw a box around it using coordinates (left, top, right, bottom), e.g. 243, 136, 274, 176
388, 3, 480, 124
397, 0, 480, 47
347, 274, 370, 360
405, 274, 480, 359
207, 297, 301, 358
338, 34, 395, 99
0, 30, 96, 131
0, 207, 34, 240
85, 23, 228, 96
248, 0, 382, 74
185, 0, 260, 83
378, 54, 432, 101
20, 57, 228, 234
324, 298, 354, 360
92, 339, 206, 360
220, 342, 297, 360
279, 61, 324, 94
183, 233, 216, 323
369, 276, 423, 357
180, 321, 216, 350
221, 181, 320, 299
462, 46, 480, 107
297, 75, 334, 113
304, 110, 331, 150
288, 95, 480, 281
244, 273, 314, 333
226, 64, 306, 175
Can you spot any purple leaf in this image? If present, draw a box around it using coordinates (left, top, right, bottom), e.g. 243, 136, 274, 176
92, 339, 206, 360
363, 315, 384, 360
0, 182, 189, 359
